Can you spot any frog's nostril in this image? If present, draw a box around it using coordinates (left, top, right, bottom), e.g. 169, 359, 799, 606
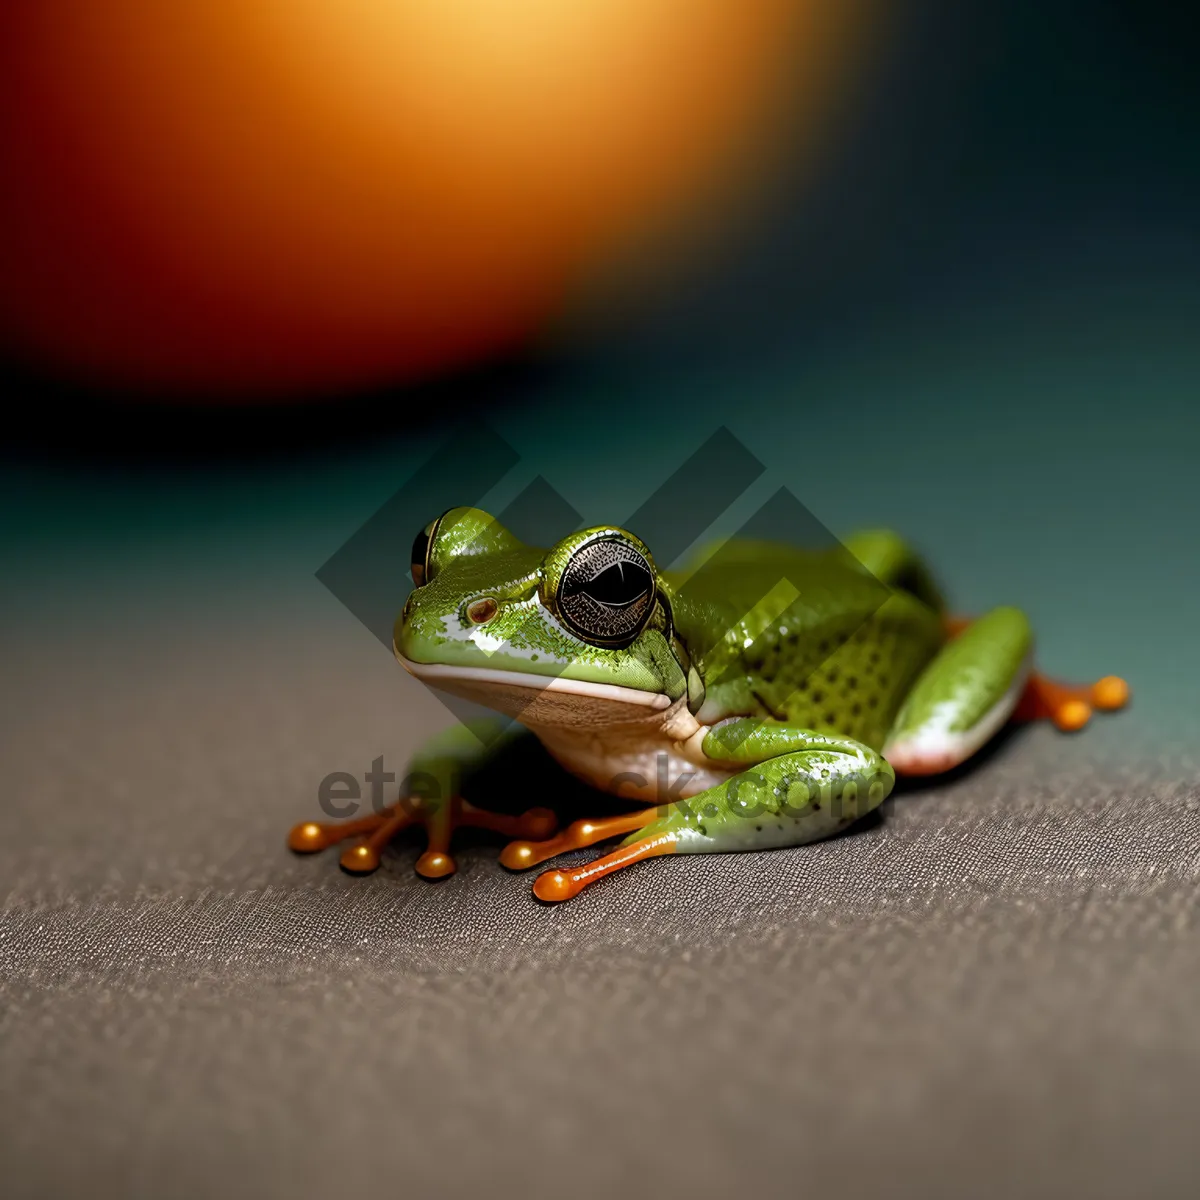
466, 597, 499, 625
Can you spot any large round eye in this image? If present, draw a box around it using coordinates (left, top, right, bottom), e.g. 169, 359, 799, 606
557, 537, 656, 646
410, 515, 443, 588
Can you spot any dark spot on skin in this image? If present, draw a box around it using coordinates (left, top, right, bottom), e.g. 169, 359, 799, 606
812, 691, 825, 704
812, 802, 821, 811
848, 676, 858, 689
868, 697, 878, 709
852, 703, 862, 716
824, 713, 836, 725
818, 640, 830, 654
755, 825, 763, 833
752, 688, 789, 722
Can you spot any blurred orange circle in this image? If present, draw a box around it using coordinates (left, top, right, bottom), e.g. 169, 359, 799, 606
0, 1, 871, 398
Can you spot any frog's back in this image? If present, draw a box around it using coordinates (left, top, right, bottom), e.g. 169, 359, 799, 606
671, 543, 944, 750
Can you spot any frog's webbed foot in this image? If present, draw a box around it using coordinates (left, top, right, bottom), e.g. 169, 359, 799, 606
289, 797, 557, 880
498, 807, 659, 870
497, 806, 670, 901
1013, 671, 1130, 732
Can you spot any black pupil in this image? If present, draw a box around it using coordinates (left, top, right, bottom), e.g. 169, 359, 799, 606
558, 539, 655, 645
411, 527, 431, 583
580, 561, 651, 607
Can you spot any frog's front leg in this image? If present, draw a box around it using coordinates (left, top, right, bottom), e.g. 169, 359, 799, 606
288, 720, 556, 879
515, 725, 895, 903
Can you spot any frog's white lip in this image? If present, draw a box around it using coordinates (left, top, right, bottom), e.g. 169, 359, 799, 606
395, 653, 672, 710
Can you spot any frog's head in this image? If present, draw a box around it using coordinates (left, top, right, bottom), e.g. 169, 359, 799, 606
394, 508, 698, 727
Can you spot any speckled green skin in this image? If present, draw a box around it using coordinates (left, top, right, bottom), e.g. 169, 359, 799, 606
892, 607, 1031, 738
667, 546, 943, 749
396, 511, 1033, 858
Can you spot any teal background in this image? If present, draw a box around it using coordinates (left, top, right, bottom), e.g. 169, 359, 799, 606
2, 0, 1197, 749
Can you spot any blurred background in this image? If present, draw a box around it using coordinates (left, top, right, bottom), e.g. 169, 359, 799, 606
2, 0, 1197, 740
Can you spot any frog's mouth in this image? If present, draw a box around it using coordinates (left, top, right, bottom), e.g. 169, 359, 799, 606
395, 648, 675, 729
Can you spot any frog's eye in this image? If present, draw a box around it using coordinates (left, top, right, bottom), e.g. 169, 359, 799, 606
556, 537, 656, 647
410, 515, 443, 588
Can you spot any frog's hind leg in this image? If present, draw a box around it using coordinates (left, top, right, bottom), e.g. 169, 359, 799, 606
521, 728, 895, 902
842, 529, 946, 612
884, 606, 1033, 776
938, 612, 1131, 734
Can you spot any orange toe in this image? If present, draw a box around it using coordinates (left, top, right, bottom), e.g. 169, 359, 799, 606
415, 850, 456, 879
499, 841, 540, 871
533, 870, 579, 902
289, 796, 555, 883
1091, 675, 1130, 711
1054, 698, 1092, 732
340, 843, 382, 873
288, 821, 330, 853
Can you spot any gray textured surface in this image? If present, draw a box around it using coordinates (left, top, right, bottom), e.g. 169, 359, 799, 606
2, 605, 1199, 1200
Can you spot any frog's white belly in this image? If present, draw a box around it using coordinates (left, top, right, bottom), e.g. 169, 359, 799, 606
396, 657, 736, 803
531, 720, 736, 802
508, 681, 736, 800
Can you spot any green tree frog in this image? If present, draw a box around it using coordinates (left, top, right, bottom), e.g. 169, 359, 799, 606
290, 508, 1129, 901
